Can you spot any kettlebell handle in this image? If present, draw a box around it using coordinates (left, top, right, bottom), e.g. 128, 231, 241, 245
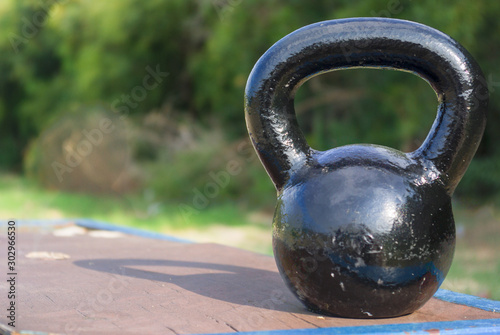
245, 18, 488, 193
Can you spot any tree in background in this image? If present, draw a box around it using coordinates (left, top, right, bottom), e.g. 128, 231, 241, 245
0, 0, 499, 202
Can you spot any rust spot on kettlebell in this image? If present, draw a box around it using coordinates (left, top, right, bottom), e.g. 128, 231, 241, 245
245, 18, 488, 318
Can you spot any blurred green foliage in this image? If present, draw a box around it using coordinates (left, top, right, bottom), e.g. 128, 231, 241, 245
1, 0, 500, 203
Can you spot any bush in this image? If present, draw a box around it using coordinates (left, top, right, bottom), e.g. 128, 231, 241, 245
24, 106, 140, 194
143, 130, 276, 210
455, 156, 500, 204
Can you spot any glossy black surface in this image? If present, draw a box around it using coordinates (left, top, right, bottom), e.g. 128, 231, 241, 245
244, 18, 488, 318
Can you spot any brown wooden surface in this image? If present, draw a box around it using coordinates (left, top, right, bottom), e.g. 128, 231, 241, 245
0, 224, 499, 335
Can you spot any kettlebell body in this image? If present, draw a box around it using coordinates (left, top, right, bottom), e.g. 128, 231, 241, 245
274, 144, 454, 318
245, 18, 487, 318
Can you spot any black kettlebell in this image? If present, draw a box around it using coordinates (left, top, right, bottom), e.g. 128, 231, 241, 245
244, 18, 487, 318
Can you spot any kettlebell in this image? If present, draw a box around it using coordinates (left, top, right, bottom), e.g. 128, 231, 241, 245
244, 18, 487, 318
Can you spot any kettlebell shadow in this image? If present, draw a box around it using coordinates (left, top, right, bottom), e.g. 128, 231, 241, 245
73, 258, 306, 313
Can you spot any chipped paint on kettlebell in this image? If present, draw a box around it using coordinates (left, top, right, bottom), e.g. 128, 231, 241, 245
273, 144, 455, 317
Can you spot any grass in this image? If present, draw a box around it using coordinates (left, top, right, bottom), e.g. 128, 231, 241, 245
0, 173, 273, 254
442, 205, 500, 300
1, 173, 499, 300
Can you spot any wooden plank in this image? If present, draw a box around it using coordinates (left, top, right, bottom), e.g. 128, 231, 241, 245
0, 222, 498, 335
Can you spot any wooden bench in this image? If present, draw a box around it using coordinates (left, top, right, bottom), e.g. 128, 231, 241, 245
1, 220, 499, 334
